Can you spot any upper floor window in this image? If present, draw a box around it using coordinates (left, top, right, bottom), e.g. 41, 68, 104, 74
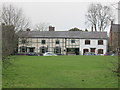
56, 40, 60, 44
71, 40, 75, 43
41, 40, 46, 44
85, 40, 90, 45
98, 40, 103, 45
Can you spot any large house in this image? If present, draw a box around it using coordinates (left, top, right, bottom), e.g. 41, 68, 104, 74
17, 26, 108, 55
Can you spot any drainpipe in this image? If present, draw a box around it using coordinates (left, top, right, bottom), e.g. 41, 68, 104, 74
65, 38, 67, 55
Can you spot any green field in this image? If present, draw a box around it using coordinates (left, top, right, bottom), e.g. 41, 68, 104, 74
2, 55, 118, 88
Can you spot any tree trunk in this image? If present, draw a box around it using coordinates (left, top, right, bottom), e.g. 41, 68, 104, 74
94, 24, 97, 31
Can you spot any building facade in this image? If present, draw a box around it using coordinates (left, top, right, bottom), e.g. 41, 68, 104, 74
18, 27, 108, 55
1, 24, 18, 56
109, 22, 120, 53
80, 39, 107, 55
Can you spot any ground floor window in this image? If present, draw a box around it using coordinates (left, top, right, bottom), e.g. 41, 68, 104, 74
90, 48, 96, 53
67, 48, 79, 55
54, 47, 61, 54
40, 46, 48, 53
20, 46, 27, 52
28, 47, 35, 52
83, 49, 89, 54
98, 49, 103, 54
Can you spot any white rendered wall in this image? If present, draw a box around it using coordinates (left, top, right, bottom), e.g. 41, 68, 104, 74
80, 39, 107, 55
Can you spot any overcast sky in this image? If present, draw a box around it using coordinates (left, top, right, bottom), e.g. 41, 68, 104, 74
0, 0, 119, 32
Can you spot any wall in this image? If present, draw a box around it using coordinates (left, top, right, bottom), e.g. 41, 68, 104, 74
18, 37, 107, 55
18, 38, 80, 55
80, 39, 107, 55
111, 32, 120, 52
2, 24, 17, 56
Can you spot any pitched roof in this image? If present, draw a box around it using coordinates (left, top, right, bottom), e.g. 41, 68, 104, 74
111, 24, 120, 32
17, 31, 108, 39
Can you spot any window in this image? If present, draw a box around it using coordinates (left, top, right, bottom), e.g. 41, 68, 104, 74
71, 40, 75, 43
29, 47, 35, 52
21, 39, 27, 44
40, 46, 48, 53
85, 40, 90, 45
56, 40, 59, 44
90, 48, 96, 53
54, 47, 61, 54
20, 46, 27, 52
83, 49, 89, 54
98, 49, 103, 54
41, 40, 46, 44
98, 40, 103, 45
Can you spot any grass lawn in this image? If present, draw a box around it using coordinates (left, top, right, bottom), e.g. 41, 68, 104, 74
0, 60, 2, 89
2, 55, 118, 88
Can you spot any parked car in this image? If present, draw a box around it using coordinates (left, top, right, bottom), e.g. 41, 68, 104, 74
56, 53, 63, 55
84, 52, 96, 56
104, 52, 114, 56
26, 52, 38, 56
43, 52, 58, 56
16, 52, 26, 55
97, 54, 104, 56
16, 52, 39, 56
67, 52, 76, 55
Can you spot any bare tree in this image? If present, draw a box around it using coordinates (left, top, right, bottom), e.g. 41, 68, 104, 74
86, 3, 114, 32
86, 4, 98, 31
34, 22, 49, 31
1, 4, 30, 32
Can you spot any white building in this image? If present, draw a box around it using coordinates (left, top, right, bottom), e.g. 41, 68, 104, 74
17, 27, 108, 55
80, 39, 107, 55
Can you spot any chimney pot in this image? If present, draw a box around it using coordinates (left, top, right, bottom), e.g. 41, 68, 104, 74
49, 26, 55, 31
26, 28, 30, 31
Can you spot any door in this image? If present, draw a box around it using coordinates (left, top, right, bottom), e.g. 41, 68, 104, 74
83, 49, 89, 55
90, 48, 96, 53
29, 48, 34, 52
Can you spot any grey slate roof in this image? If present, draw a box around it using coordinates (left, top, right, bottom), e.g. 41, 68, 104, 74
17, 31, 108, 39
111, 24, 120, 32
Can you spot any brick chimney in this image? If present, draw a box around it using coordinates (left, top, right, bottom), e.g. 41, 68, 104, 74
26, 28, 31, 31
111, 21, 113, 25
49, 26, 55, 31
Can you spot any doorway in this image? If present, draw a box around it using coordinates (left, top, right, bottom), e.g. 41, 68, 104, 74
29, 47, 35, 52
83, 49, 89, 55
67, 48, 79, 55
90, 48, 96, 53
